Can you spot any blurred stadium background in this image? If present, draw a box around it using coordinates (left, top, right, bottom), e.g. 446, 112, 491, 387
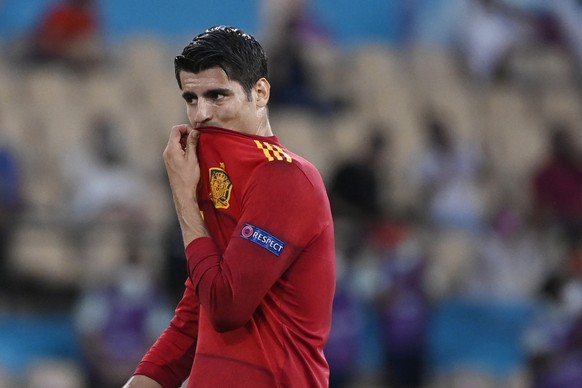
1, 0, 582, 387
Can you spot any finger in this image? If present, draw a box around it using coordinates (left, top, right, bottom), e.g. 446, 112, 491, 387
188, 129, 200, 147
182, 125, 195, 150
186, 129, 200, 158
164, 125, 187, 162
167, 125, 185, 147
167, 124, 192, 151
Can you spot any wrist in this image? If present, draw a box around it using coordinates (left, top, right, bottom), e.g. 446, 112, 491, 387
177, 206, 209, 247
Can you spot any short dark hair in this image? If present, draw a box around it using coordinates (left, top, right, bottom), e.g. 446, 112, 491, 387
174, 26, 268, 99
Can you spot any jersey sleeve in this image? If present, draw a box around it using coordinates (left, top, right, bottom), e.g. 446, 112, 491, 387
133, 278, 199, 387
186, 161, 329, 331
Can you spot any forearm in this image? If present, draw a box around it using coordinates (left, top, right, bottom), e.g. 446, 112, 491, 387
175, 198, 209, 247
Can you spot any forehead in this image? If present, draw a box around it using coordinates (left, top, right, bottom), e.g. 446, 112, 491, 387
179, 67, 240, 91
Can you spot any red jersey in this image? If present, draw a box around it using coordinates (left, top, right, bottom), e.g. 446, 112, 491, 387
135, 127, 336, 387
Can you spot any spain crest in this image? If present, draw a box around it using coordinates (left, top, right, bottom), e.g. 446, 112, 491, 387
209, 165, 232, 209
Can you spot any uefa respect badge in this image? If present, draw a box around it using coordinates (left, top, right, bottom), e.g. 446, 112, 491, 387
240, 224, 285, 256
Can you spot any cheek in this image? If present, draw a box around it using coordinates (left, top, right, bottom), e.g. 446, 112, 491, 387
217, 104, 240, 121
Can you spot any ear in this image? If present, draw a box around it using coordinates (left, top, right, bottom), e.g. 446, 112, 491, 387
254, 78, 270, 108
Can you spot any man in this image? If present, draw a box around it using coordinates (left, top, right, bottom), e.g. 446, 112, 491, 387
123, 26, 336, 388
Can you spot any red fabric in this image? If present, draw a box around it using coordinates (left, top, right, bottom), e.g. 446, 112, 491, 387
36, 4, 98, 54
135, 127, 335, 387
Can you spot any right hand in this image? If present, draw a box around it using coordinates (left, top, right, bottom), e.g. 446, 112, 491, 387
163, 124, 201, 204
162, 124, 208, 246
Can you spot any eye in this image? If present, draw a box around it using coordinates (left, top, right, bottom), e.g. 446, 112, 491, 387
182, 92, 198, 105
211, 92, 225, 101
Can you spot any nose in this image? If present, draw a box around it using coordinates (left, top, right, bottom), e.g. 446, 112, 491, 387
192, 99, 212, 127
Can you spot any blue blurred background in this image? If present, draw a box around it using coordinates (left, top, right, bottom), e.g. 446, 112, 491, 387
1, 0, 582, 387
0, 0, 411, 44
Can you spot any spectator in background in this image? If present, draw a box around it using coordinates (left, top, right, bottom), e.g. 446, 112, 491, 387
328, 125, 390, 258
260, 0, 336, 113
410, 112, 489, 298
74, 239, 171, 388
546, 0, 582, 73
374, 226, 430, 388
0, 132, 24, 297
324, 251, 362, 388
60, 114, 149, 234
531, 122, 582, 247
413, 111, 488, 232
21, 0, 104, 72
523, 268, 582, 388
461, 199, 549, 302
460, 0, 537, 83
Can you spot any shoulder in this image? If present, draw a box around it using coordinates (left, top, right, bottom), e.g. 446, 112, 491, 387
252, 144, 323, 186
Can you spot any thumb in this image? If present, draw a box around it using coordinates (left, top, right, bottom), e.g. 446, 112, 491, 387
187, 129, 200, 155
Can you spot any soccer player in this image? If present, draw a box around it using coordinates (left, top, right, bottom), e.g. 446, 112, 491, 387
123, 26, 336, 388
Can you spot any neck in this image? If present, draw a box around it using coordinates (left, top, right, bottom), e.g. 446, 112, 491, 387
254, 112, 273, 137
255, 125, 273, 137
